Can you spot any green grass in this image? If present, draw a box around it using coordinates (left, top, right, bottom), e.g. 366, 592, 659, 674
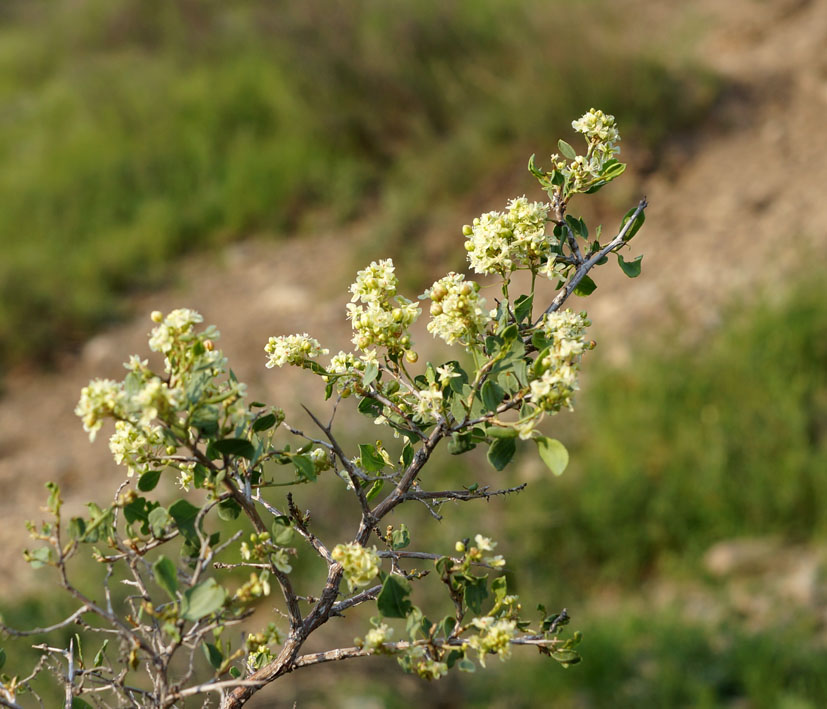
0, 0, 718, 369
510, 277, 827, 589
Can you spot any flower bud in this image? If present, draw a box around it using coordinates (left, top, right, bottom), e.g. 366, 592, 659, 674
150, 311, 163, 323
462, 225, 473, 236
455, 541, 466, 553
204, 339, 215, 351
404, 350, 419, 363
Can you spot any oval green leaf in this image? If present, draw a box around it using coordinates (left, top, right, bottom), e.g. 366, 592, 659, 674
535, 436, 569, 476
181, 578, 226, 621
153, 555, 179, 600
487, 437, 516, 471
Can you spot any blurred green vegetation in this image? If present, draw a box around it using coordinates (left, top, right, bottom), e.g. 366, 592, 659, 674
519, 279, 827, 591
325, 612, 827, 709
0, 0, 718, 369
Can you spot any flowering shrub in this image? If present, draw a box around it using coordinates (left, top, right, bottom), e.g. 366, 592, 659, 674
0, 109, 646, 707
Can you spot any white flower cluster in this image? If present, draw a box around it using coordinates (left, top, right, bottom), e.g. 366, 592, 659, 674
529, 310, 590, 412
406, 647, 449, 680
108, 420, 162, 476
362, 622, 393, 653
323, 350, 369, 396
413, 384, 445, 424
331, 542, 380, 592
264, 333, 328, 369
463, 197, 550, 275
309, 447, 332, 474
467, 617, 517, 667
78, 309, 250, 479
245, 623, 282, 670
571, 107, 620, 157
135, 377, 183, 429
425, 273, 488, 345
235, 572, 271, 602
346, 259, 420, 355
467, 534, 506, 568
549, 108, 621, 193
148, 308, 204, 354
75, 379, 125, 442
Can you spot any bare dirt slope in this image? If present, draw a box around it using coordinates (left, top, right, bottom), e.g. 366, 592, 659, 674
0, 0, 825, 593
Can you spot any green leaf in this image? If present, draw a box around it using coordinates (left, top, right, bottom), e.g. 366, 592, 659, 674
293, 454, 317, 482
514, 294, 533, 323
527, 153, 546, 180
557, 139, 577, 160
0, 647, 5, 671
573, 275, 597, 296
191, 405, 220, 436
486, 425, 518, 439
401, 442, 415, 468
617, 253, 643, 278
365, 479, 384, 501
463, 575, 488, 614
480, 380, 505, 412
147, 506, 172, 538
551, 649, 581, 665
601, 160, 627, 181
487, 437, 516, 471
25, 546, 52, 568
271, 517, 294, 545
69, 517, 87, 542
123, 496, 158, 536
362, 362, 379, 387
565, 215, 588, 239
492, 575, 508, 602
138, 469, 162, 492
376, 575, 413, 618
203, 642, 224, 670
74, 633, 83, 666
447, 363, 469, 394
391, 524, 410, 550
46, 482, 61, 516
358, 444, 386, 473
621, 206, 646, 241
217, 498, 241, 521
169, 499, 201, 547
153, 556, 179, 600
210, 438, 255, 460
229, 666, 241, 678
93, 639, 108, 668
252, 413, 278, 432
458, 657, 476, 672
447, 432, 476, 455
450, 395, 468, 424
535, 436, 569, 476
357, 397, 382, 417
181, 578, 226, 621
500, 323, 519, 342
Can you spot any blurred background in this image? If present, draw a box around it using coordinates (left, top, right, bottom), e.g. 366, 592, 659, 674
0, 0, 825, 706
